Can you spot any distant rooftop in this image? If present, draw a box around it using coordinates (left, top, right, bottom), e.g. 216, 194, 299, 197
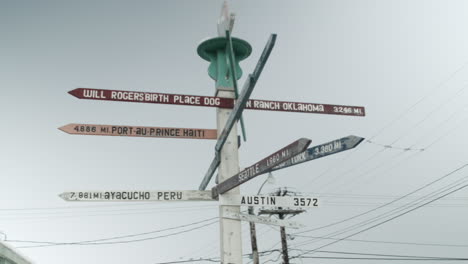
0, 241, 33, 264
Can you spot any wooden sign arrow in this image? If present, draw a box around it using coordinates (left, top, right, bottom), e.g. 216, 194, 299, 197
59, 124, 217, 140
270, 135, 365, 172
68, 88, 233, 108
212, 138, 311, 197
59, 190, 214, 202
220, 195, 319, 208
69, 88, 365, 117
223, 209, 304, 229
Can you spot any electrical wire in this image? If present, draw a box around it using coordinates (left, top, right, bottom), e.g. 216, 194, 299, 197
11, 217, 219, 248
292, 178, 468, 248
290, 183, 468, 258
297, 256, 468, 260
368, 59, 468, 141
290, 235, 468, 248
307, 64, 468, 194
290, 249, 468, 260
296, 172, 468, 248
153, 258, 219, 263
248, 163, 468, 263
292, 162, 468, 235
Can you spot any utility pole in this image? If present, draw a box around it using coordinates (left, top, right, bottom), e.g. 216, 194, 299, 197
197, 2, 252, 263
248, 206, 260, 264
248, 172, 274, 264
259, 188, 305, 264
279, 210, 289, 264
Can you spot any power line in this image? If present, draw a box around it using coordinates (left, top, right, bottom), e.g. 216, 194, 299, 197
0, 205, 217, 223
291, 183, 468, 258
250, 163, 468, 262
368, 59, 468, 141
11, 217, 219, 248
292, 177, 468, 248
298, 191, 468, 200
297, 256, 468, 261
366, 139, 424, 151
0, 203, 215, 211
290, 249, 468, 260
153, 258, 219, 263
291, 234, 468, 248
309, 66, 468, 195
293, 162, 468, 235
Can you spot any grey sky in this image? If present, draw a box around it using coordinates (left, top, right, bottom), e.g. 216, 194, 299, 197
1, 0, 468, 263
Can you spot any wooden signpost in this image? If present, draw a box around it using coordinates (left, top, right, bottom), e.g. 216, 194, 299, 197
59, 123, 217, 140
60, 2, 367, 264
212, 138, 311, 197
59, 190, 214, 202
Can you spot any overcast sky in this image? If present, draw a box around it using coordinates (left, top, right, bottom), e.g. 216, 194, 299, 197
2, 0, 468, 263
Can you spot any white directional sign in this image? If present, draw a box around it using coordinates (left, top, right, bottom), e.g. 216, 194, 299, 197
220, 195, 318, 208
59, 190, 214, 202
223, 209, 304, 229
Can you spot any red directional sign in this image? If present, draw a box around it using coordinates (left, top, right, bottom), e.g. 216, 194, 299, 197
59, 123, 218, 140
212, 138, 311, 197
68, 88, 232, 108
69, 88, 365, 116
245, 99, 365, 116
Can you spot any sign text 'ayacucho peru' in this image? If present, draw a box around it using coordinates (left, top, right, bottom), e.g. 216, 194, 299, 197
59, 190, 214, 202
69, 88, 365, 116
59, 123, 217, 140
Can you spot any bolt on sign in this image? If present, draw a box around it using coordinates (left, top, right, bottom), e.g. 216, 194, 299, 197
59, 124, 217, 140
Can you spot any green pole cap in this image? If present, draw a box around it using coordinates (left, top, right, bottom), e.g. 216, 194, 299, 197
197, 37, 252, 82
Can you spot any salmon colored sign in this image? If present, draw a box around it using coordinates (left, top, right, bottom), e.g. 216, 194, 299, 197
59, 123, 217, 140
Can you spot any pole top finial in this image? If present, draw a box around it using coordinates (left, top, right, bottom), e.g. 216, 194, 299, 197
217, 0, 235, 37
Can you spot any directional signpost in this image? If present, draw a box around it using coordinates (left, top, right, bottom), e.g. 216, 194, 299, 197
220, 195, 318, 208
60, 2, 367, 264
212, 138, 311, 197
59, 190, 214, 202
59, 123, 217, 140
69, 88, 365, 117
206, 4, 255, 263
223, 208, 304, 229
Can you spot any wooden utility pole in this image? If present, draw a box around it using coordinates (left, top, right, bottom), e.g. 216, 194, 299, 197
259, 189, 305, 264
279, 212, 289, 264
248, 206, 260, 264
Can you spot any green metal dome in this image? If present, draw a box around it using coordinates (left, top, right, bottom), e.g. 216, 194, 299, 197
197, 37, 252, 62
